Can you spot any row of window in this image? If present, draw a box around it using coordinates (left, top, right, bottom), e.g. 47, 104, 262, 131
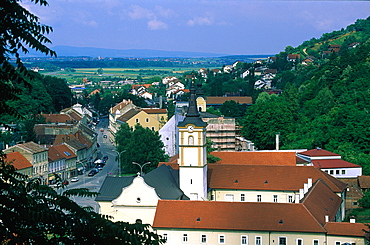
223, 193, 294, 203
324, 169, 346, 175
33, 153, 47, 163
168, 234, 356, 245
135, 118, 150, 123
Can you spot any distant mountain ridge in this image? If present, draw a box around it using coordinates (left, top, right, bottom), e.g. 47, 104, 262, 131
25, 45, 230, 58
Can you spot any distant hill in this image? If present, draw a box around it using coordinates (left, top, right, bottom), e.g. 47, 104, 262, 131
24, 45, 230, 58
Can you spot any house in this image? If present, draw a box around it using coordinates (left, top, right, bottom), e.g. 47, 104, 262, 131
241, 69, 251, 78
297, 148, 362, 178
162, 76, 178, 85
211, 69, 221, 75
159, 114, 185, 157
95, 164, 187, 224
47, 145, 67, 183
48, 144, 77, 181
41, 114, 74, 124
108, 99, 137, 136
287, 54, 301, 62
198, 68, 208, 78
223, 65, 233, 73
4, 142, 48, 184
5, 151, 33, 177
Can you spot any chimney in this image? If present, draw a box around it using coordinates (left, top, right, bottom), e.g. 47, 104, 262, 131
308, 178, 312, 189
304, 183, 308, 194
350, 216, 356, 223
299, 188, 304, 200
325, 215, 329, 222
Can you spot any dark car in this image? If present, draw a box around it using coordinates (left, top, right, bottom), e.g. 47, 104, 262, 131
102, 155, 108, 162
62, 180, 69, 185
88, 168, 99, 176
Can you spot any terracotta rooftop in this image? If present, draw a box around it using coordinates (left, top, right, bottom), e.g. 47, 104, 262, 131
142, 108, 167, 114
358, 175, 370, 189
41, 114, 73, 124
48, 144, 76, 161
312, 159, 361, 169
206, 96, 252, 105
153, 200, 325, 233
110, 100, 133, 114
299, 149, 340, 157
207, 165, 346, 193
5, 152, 32, 170
324, 222, 368, 237
210, 151, 296, 166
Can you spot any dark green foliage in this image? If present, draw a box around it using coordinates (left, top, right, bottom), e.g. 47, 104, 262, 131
0, 155, 163, 244
359, 191, 370, 209
115, 124, 167, 174
206, 138, 221, 163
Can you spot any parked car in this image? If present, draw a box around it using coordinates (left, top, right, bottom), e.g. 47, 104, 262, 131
70, 177, 79, 182
62, 180, 69, 185
103, 135, 107, 138
103, 155, 109, 161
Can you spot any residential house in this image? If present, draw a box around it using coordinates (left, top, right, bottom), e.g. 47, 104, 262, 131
198, 68, 208, 78
287, 54, 301, 62
49, 144, 77, 180
4, 142, 48, 184
115, 108, 166, 131
5, 151, 33, 177
297, 148, 362, 178
47, 145, 68, 183
162, 76, 178, 85
223, 65, 233, 73
159, 114, 185, 157
241, 69, 251, 78
108, 99, 137, 136
211, 69, 221, 75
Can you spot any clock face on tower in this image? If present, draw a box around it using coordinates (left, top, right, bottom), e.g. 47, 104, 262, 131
187, 125, 194, 132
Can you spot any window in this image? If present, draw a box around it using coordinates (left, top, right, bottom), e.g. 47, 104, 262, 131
241, 235, 248, 245
297, 239, 303, 245
288, 195, 293, 203
330, 170, 334, 175
189, 136, 194, 145
257, 195, 262, 202
279, 237, 287, 245
353, 202, 358, 206
273, 195, 278, 202
336, 170, 340, 175
219, 234, 225, 244
313, 239, 319, 245
241, 193, 245, 202
342, 170, 346, 175
163, 234, 168, 242
335, 242, 340, 245
201, 235, 207, 243
256, 236, 262, 245
136, 118, 139, 123
211, 194, 215, 200
151, 127, 155, 131
183, 234, 188, 242
324, 170, 328, 173
146, 118, 149, 122
225, 194, 234, 202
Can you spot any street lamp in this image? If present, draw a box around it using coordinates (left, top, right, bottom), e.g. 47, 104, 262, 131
112, 150, 126, 177
132, 162, 151, 176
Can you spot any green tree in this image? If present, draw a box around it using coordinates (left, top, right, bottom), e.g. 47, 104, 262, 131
358, 191, 370, 209
97, 68, 103, 74
115, 124, 167, 174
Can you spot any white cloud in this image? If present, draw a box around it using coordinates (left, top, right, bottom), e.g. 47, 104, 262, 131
128, 5, 154, 20
148, 19, 168, 30
187, 16, 213, 26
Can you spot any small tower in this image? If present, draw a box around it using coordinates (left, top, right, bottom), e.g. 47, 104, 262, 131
195, 80, 206, 112
178, 82, 208, 200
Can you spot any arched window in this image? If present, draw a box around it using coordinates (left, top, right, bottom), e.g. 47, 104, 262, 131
188, 136, 194, 145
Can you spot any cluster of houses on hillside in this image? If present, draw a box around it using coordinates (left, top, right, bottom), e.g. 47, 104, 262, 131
3, 104, 98, 184
95, 86, 369, 245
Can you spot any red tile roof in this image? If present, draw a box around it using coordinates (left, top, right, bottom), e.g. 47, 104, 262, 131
206, 96, 252, 105
324, 222, 368, 237
312, 159, 360, 169
5, 152, 32, 170
48, 144, 76, 161
142, 108, 167, 114
48, 146, 66, 161
301, 179, 343, 226
299, 149, 340, 157
358, 176, 370, 189
210, 151, 296, 166
153, 200, 325, 233
41, 114, 73, 124
207, 165, 346, 193
110, 100, 134, 114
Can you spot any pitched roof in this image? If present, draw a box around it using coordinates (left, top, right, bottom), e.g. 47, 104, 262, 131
301, 179, 343, 226
358, 175, 370, 189
207, 165, 346, 193
50, 144, 77, 160
153, 200, 325, 233
324, 222, 368, 237
210, 151, 296, 166
206, 96, 252, 105
116, 109, 142, 123
110, 100, 133, 114
312, 159, 361, 169
74, 130, 93, 149
142, 108, 167, 114
95, 165, 186, 202
41, 114, 73, 124
48, 146, 66, 162
7, 141, 47, 154
299, 149, 340, 157
5, 152, 32, 170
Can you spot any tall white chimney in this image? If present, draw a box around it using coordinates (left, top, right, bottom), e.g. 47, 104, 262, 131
325, 215, 329, 222
308, 178, 313, 189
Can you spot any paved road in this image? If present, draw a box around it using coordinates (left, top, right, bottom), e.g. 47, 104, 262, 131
62, 118, 118, 212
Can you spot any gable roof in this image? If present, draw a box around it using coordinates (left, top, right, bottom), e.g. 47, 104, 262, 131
207, 165, 346, 193
153, 200, 325, 233
206, 96, 252, 105
210, 151, 296, 166
7, 141, 47, 154
50, 144, 77, 160
110, 100, 134, 114
312, 159, 361, 169
116, 109, 142, 123
299, 149, 340, 157
142, 108, 167, 114
95, 165, 186, 202
301, 179, 343, 226
48, 146, 66, 162
41, 114, 73, 124
5, 152, 32, 170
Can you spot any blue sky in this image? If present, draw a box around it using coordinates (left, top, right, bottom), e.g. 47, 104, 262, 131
25, 0, 369, 55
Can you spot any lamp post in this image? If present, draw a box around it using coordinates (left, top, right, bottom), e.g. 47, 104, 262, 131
112, 150, 126, 177
132, 162, 151, 176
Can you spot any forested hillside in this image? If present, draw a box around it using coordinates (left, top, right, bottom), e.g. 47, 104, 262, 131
241, 17, 370, 174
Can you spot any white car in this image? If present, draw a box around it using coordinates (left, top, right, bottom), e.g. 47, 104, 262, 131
70, 177, 79, 182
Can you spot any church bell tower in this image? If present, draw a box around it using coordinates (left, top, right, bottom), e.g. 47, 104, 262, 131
178, 82, 208, 200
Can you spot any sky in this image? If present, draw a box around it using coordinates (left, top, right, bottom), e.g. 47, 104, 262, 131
24, 0, 370, 56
